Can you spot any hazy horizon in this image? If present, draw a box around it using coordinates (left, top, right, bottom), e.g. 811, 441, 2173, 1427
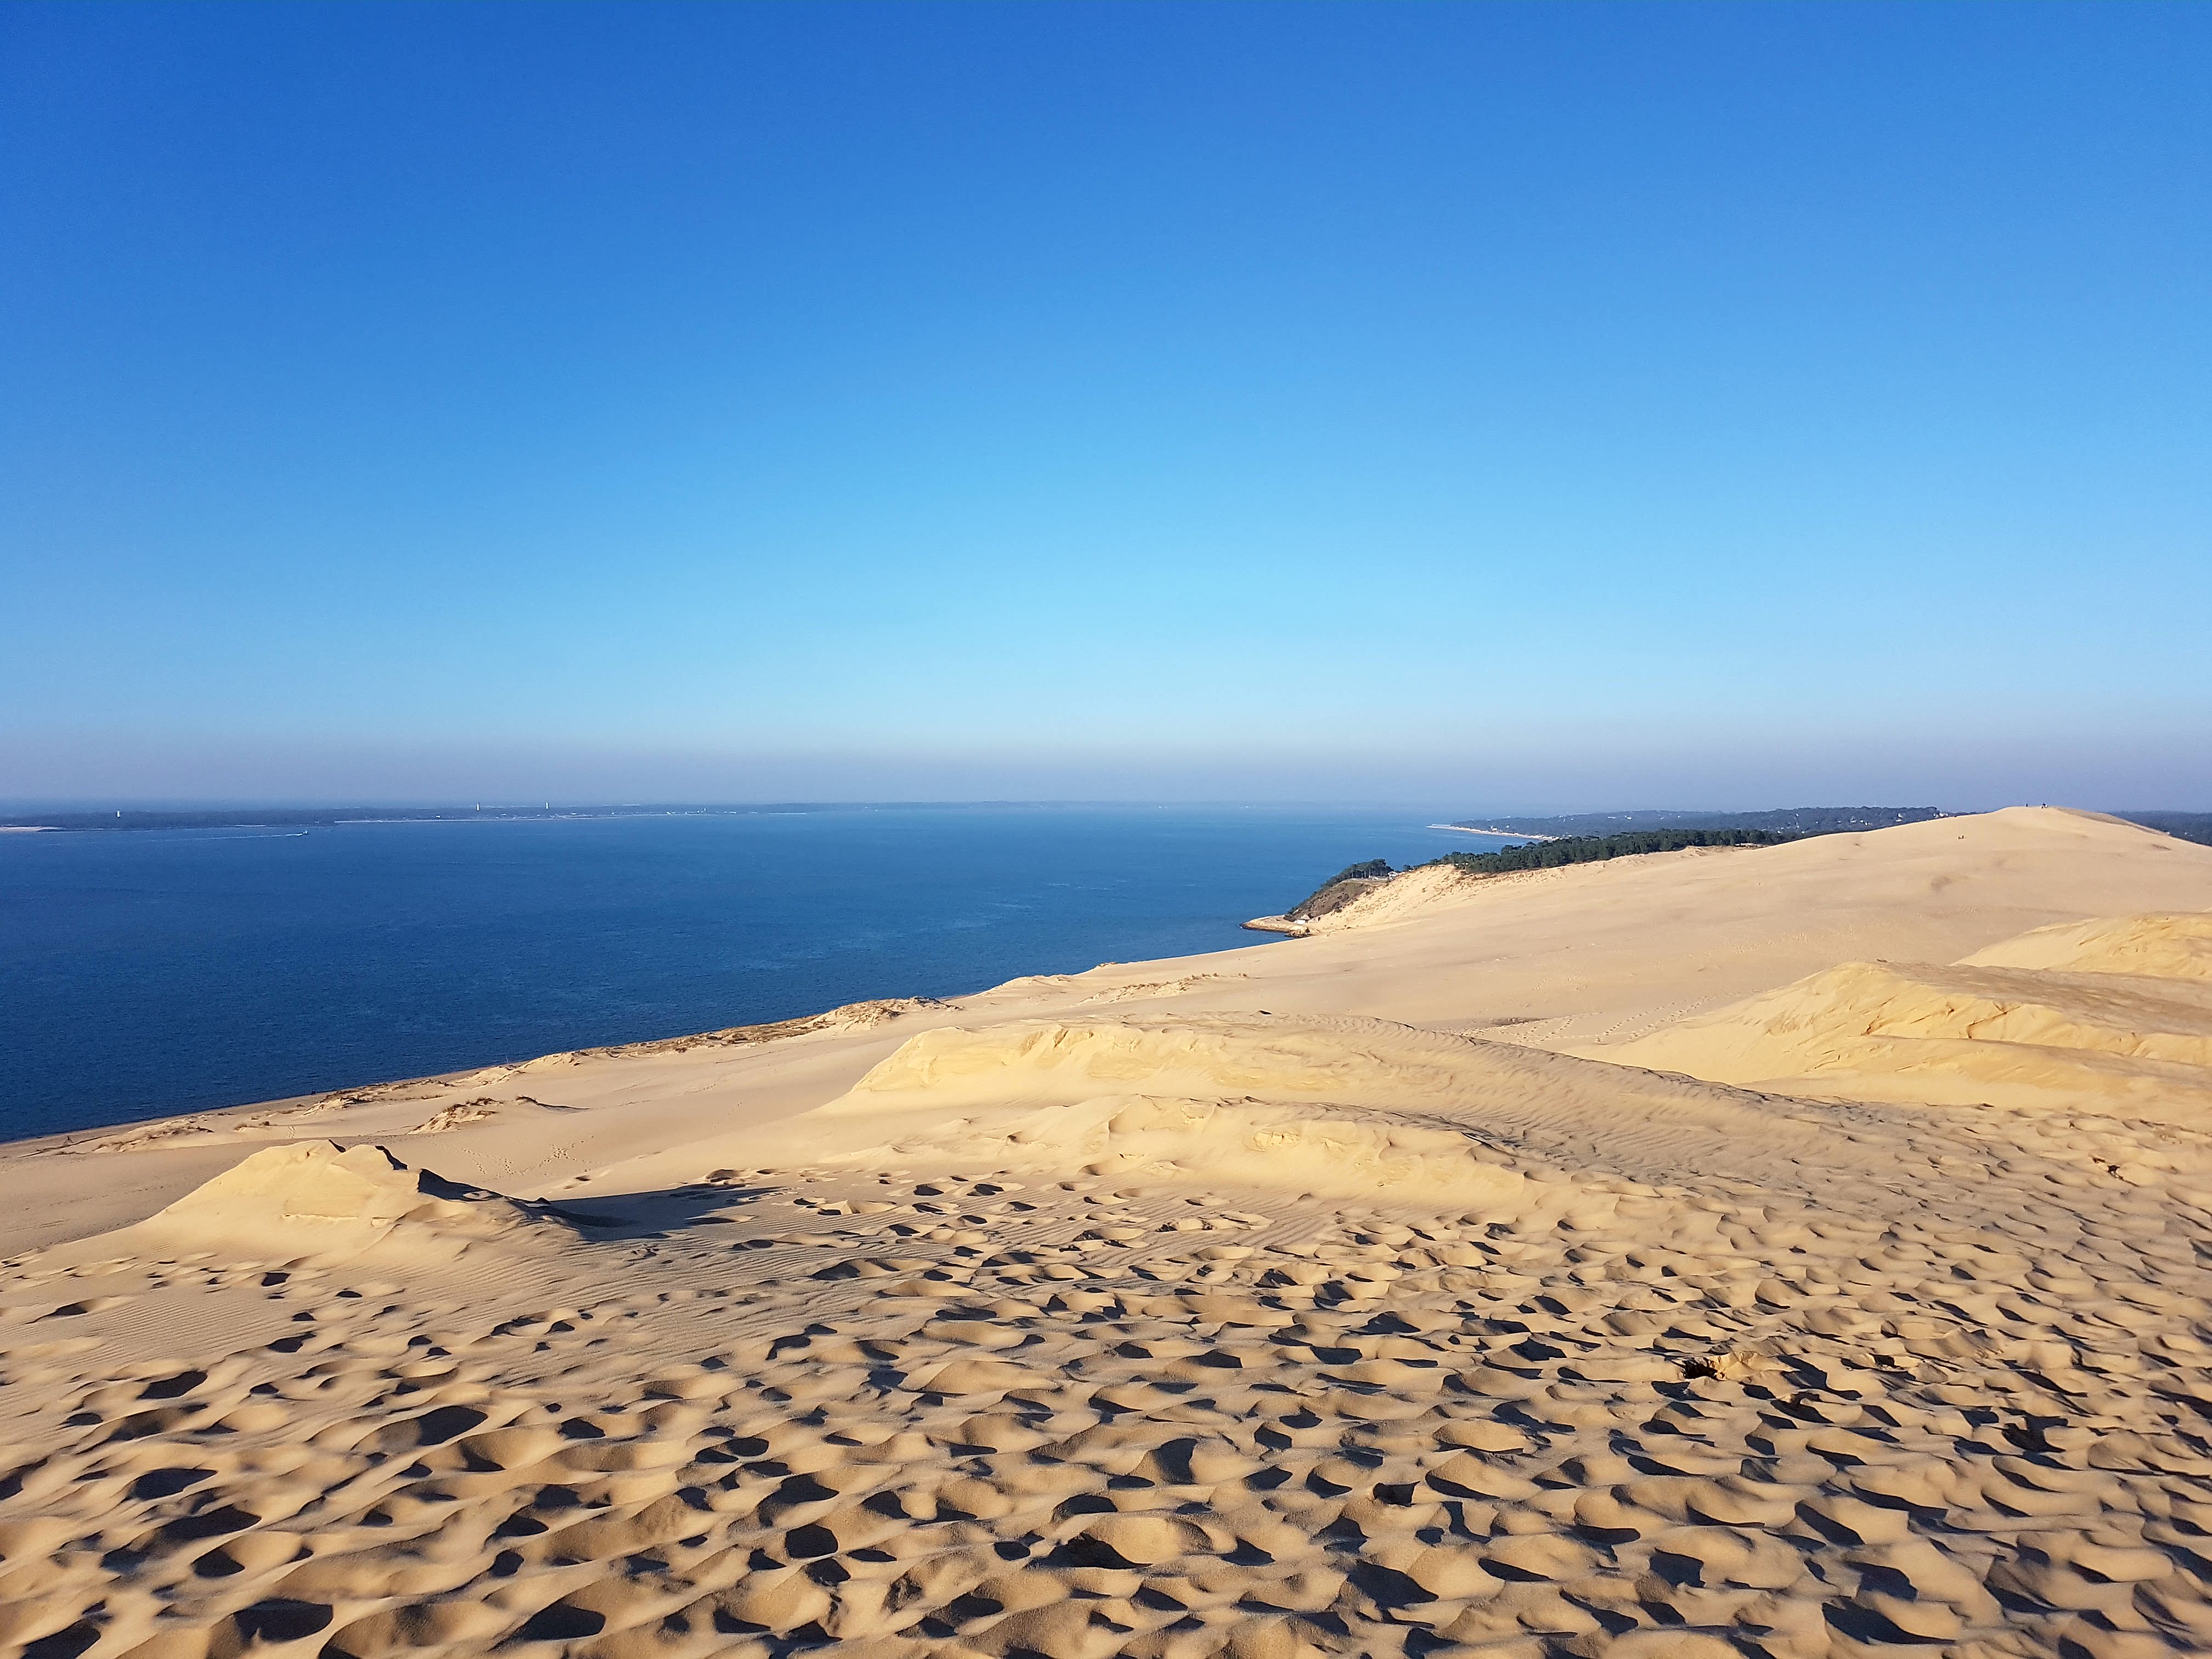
4, 773, 2204, 819
4, 734, 2209, 814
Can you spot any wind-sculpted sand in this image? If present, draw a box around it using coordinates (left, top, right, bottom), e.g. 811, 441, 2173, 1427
5, 809, 2212, 1659
1612, 914, 2212, 1118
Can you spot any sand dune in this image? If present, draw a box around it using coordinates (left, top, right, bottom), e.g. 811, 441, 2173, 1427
5, 809, 2212, 1659
1245, 864, 1468, 935
66, 1141, 595, 1271
1614, 911, 2212, 1116
1960, 912, 2212, 980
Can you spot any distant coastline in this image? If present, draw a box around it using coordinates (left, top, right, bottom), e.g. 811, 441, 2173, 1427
1430, 823, 1556, 842
1458, 806, 1953, 841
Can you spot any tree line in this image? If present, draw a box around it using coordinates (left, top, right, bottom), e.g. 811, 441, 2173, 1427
1427, 827, 1790, 876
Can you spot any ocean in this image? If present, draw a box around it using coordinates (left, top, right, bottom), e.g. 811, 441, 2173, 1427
0, 805, 1514, 1141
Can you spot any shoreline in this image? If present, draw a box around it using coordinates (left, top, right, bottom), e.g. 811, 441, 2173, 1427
1429, 822, 1558, 840
6, 806, 2190, 1159
7, 806, 1465, 1143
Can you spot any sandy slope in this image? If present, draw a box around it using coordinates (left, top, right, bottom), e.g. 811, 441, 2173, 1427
1612, 914, 2212, 1116
4, 808, 2212, 1659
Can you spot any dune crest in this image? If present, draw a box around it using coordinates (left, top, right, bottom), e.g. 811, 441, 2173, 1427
1613, 910, 2212, 1115
84, 1140, 582, 1266
843, 1015, 1483, 1103
1960, 911, 2212, 980
633, 1009, 1983, 1212
816, 1016, 1529, 1201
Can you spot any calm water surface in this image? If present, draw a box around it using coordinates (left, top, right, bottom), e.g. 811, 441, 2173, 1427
1, 806, 1512, 1139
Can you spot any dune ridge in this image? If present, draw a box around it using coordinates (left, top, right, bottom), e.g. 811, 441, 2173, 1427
1614, 910, 2212, 1116
5, 810, 2212, 1659
1960, 913, 2212, 980
39, 1141, 596, 1274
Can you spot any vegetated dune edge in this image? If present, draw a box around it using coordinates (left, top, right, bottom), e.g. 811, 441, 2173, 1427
4, 807, 2212, 1659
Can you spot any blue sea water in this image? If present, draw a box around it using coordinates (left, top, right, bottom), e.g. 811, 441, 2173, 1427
0, 806, 1514, 1141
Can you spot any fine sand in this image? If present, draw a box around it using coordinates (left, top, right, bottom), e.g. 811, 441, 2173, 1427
5, 806, 2212, 1659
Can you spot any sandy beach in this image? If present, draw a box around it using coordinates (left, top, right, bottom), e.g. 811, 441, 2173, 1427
7, 808, 2212, 1659
1427, 827, 1560, 842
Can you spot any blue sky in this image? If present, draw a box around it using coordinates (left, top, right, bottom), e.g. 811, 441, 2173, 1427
4, 2, 2207, 808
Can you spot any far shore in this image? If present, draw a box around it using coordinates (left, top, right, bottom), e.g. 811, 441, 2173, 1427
1429, 822, 1558, 840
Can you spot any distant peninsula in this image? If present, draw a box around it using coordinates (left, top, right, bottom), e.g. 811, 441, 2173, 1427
1450, 805, 2212, 848
1451, 805, 1951, 839
1248, 830, 1794, 934
1257, 805, 2212, 935
1258, 808, 1951, 934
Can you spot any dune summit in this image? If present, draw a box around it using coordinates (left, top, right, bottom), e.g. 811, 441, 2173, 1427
4, 808, 2212, 1659
76, 1139, 590, 1268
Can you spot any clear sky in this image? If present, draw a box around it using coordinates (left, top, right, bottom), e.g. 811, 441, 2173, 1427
4, 2, 2207, 809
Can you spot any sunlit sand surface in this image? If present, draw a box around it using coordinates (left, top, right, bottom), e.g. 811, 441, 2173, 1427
6, 808, 2212, 1659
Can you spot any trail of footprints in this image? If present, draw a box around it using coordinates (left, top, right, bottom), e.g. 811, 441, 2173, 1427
4, 1116, 2212, 1659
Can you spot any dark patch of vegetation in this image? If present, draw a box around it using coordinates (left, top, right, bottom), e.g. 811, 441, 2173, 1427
1427, 827, 1788, 876
1455, 807, 1948, 839
1285, 860, 1398, 921
1323, 859, 1393, 885
2118, 812, 2212, 847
